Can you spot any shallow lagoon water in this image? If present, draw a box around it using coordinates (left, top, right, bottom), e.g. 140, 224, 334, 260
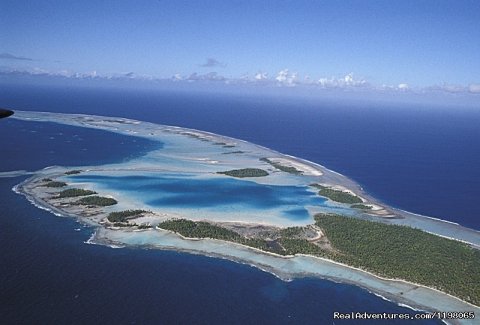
71, 174, 327, 222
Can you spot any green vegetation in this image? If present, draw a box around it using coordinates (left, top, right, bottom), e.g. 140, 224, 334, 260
260, 158, 302, 175
223, 145, 236, 148
137, 224, 153, 230
311, 184, 362, 204
242, 238, 282, 254
57, 188, 97, 198
157, 219, 284, 254
75, 196, 117, 206
65, 170, 82, 175
42, 178, 52, 182
222, 151, 245, 155
217, 168, 268, 178
351, 204, 372, 210
314, 213, 480, 306
107, 210, 148, 223
157, 220, 329, 256
43, 181, 67, 188
158, 219, 327, 256
279, 226, 304, 238
278, 238, 327, 256
158, 219, 242, 241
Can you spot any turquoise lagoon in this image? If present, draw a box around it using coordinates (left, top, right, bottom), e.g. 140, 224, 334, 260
68, 173, 353, 224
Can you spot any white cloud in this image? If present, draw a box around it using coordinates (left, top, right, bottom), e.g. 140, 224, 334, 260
288, 72, 298, 86
468, 84, 480, 93
87, 70, 98, 78
1, 65, 478, 99
275, 69, 297, 86
441, 84, 464, 93
186, 71, 225, 82
344, 73, 354, 84
29, 67, 50, 75
57, 70, 73, 77
317, 77, 332, 87
275, 69, 289, 82
343, 73, 367, 87
426, 84, 466, 93
254, 71, 268, 80
316, 73, 367, 88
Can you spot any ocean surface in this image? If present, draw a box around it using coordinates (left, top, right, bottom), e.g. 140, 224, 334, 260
2, 82, 477, 324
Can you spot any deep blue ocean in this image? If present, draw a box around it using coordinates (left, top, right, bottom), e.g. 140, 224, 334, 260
2, 82, 478, 324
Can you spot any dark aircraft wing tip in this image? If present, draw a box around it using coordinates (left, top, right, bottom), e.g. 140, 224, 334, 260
0, 108, 15, 119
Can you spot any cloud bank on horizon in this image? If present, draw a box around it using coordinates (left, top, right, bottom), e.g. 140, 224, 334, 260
2, 65, 479, 96
1, 1, 479, 97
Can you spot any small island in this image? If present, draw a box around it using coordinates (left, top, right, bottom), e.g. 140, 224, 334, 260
217, 168, 269, 178
351, 203, 372, 210
57, 188, 97, 198
65, 170, 83, 175
311, 183, 363, 204
74, 196, 118, 206
107, 210, 150, 223
260, 157, 302, 175
43, 181, 67, 188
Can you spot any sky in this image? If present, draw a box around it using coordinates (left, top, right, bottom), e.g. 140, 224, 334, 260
1, 0, 480, 95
